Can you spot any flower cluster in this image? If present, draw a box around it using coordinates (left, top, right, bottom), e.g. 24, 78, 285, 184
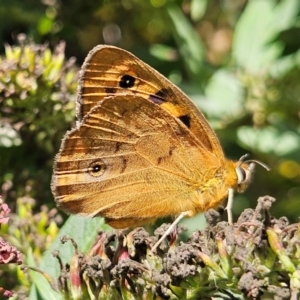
0, 237, 22, 265
34, 195, 300, 299
0, 197, 23, 299
0, 201, 10, 227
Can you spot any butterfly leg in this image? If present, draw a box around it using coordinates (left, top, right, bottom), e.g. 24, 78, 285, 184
225, 188, 234, 224
151, 211, 189, 252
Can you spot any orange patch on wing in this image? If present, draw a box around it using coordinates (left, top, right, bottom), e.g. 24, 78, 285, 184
160, 102, 186, 118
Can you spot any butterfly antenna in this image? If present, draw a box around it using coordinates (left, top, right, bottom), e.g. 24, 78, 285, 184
238, 153, 271, 171
238, 153, 250, 162
244, 159, 270, 171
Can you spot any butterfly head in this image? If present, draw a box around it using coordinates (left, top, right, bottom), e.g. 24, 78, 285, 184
235, 154, 270, 193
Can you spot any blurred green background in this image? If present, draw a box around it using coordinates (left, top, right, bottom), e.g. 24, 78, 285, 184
0, 0, 300, 298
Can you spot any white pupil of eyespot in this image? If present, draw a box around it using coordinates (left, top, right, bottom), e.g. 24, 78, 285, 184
93, 165, 101, 172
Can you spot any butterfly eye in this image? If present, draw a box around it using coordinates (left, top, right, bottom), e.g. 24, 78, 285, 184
88, 160, 106, 177
236, 166, 247, 184
119, 74, 135, 88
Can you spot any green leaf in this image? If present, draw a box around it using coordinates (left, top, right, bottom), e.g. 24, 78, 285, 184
270, 48, 300, 78
29, 216, 109, 298
190, 0, 207, 21
192, 70, 243, 121
272, 0, 300, 32
39, 215, 109, 278
237, 126, 300, 156
27, 248, 63, 300
233, 0, 300, 73
181, 213, 206, 237
168, 4, 205, 82
149, 44, 177, 61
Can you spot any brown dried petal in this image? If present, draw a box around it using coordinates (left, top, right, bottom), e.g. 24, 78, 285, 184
0, 237, 22, 264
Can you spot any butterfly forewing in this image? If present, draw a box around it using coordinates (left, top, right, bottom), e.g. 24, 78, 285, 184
78, 45, 223, 155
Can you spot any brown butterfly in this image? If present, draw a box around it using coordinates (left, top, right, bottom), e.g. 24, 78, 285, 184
51, 45, 268, 250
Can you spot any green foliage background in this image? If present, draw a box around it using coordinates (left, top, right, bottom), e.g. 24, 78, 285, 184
0, 0, 300, 298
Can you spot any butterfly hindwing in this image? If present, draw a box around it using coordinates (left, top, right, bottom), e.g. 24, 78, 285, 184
52, 95, 224, 227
